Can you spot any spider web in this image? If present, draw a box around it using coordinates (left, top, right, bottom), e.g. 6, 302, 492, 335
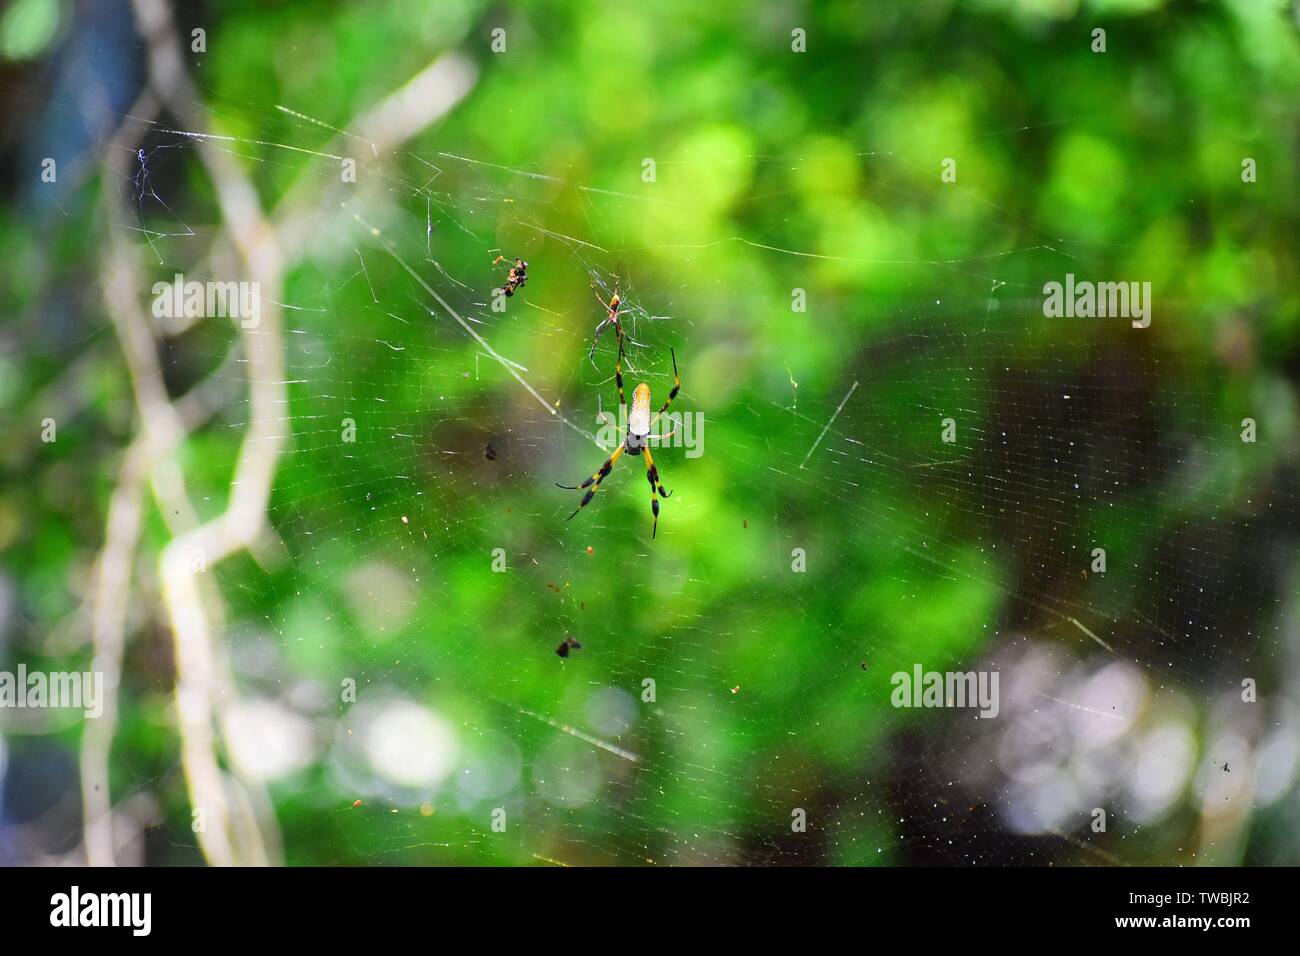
106, 121, 1300, 867
9, 8, 1300, 867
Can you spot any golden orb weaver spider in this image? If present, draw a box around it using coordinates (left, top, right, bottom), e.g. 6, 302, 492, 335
557, 325, 680, 539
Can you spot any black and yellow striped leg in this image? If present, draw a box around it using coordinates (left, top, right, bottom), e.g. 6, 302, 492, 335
643, 447, 672, 539
614, 323, 627, 409
647, 347, 683, 436
557, 445, 625, 520
655, 348, 680, 417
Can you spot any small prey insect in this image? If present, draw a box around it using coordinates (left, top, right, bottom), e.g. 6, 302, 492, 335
558, 326, 680, 538
493, 256, 528, 297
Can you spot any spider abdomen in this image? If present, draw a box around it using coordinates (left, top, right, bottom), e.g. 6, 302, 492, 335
627, 382, 652, 443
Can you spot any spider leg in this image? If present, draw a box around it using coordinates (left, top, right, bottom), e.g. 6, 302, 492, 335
614, 322, 627, 409
587, 317, 610, 368
642, 447, 672, 539
556, 445, 625, 520
587, 306, 633, 364
647, 348, 682, 436
655, 347, 680, 417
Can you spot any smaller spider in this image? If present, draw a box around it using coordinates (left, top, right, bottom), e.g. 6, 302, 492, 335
558, 326, 680, 538
587, 284, 631, 368
493, 256, 528, 297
